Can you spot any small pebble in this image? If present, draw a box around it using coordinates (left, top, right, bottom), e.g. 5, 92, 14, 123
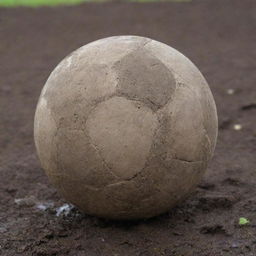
233, 124, 242, 131
231, 242, 239, 248
227, 89, 235, 95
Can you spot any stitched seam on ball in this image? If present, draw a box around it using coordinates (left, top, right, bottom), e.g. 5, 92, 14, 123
81, 128, 120, 180
172, 158, 203, 163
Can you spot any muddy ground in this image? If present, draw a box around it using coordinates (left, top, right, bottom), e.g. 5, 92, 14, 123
0, 0, 256, 255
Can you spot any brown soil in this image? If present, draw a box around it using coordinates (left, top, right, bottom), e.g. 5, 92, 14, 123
0, 0, 256, 255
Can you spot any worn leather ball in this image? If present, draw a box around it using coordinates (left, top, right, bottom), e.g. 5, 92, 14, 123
34, 36, 218, 219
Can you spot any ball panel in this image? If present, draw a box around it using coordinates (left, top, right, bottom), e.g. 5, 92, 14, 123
86, 96, 159, 179
114, 47, 176, 111
157, 83, 211, 163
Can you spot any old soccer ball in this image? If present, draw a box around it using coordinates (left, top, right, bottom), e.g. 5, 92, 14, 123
34, 36, 218, 220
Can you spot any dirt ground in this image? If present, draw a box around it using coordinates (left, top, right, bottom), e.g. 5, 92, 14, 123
0, 0, 256, 255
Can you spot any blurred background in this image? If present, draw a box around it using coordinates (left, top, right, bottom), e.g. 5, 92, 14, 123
0, 0, 192, 6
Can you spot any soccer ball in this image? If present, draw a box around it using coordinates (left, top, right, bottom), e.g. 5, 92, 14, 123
34, 36, 218, 219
